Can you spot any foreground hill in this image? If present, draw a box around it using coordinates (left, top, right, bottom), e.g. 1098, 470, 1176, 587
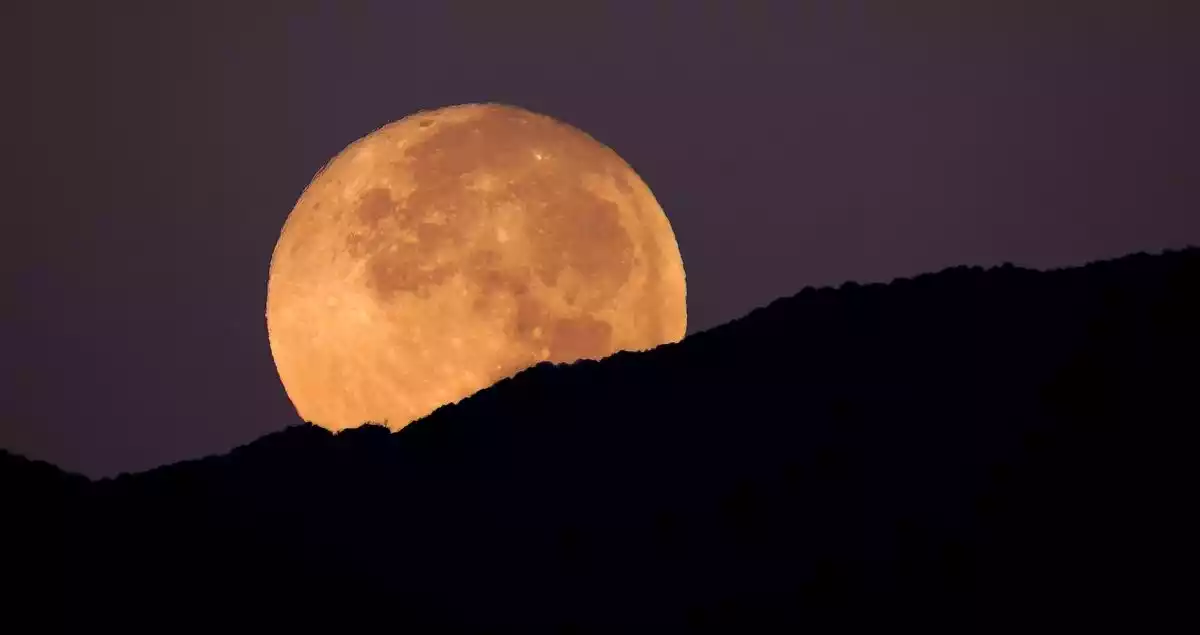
4, 248, 1197, 631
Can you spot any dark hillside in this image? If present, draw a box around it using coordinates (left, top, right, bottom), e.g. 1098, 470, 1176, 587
4, 248, 1197, 631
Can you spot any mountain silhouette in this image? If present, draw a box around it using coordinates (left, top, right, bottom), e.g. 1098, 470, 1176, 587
4, 248, 1197, 632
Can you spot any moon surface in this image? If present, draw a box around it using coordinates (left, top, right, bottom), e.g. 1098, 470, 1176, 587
266, 103, 686, 432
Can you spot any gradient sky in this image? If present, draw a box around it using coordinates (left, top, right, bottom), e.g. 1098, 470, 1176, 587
4, 1, 1198, 477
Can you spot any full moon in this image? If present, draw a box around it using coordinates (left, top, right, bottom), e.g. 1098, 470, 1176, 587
266, 103, 686, 432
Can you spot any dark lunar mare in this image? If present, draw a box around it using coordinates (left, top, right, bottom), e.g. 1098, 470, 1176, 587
347, 107, 641, 363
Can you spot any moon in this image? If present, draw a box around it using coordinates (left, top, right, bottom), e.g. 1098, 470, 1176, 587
266, 103, 686, 432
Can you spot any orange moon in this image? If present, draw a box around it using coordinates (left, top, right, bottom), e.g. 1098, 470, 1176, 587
266, 103, 686, 432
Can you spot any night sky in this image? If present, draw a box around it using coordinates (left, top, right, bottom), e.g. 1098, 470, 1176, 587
5, 1, 1198, 478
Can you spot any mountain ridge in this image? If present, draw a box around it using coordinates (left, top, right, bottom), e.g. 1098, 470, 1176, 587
5, 247, 1185, 481
3, 246, 1197, 631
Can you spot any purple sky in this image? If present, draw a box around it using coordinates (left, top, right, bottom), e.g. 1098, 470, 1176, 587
4, 1, 1198, 477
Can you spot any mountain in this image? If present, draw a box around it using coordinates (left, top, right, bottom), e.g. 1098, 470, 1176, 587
4, 248, 1197, 632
